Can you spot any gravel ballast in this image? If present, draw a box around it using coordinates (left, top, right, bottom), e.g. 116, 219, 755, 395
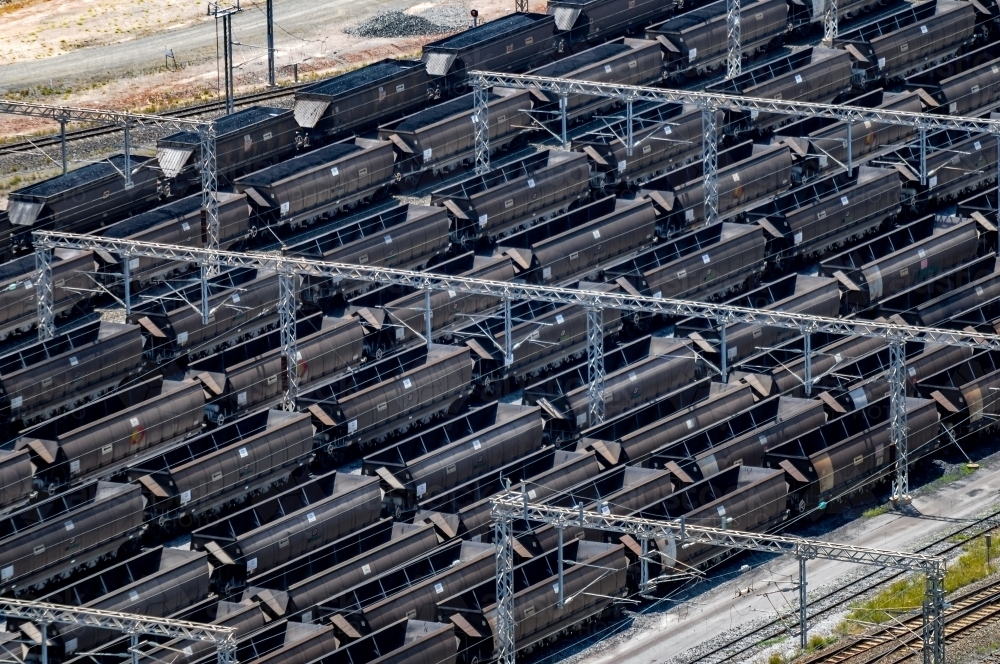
346, 11, 449, 38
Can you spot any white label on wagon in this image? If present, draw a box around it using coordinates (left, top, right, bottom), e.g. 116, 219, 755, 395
618, 160, 627, 172
728, 346, 737, 359
23, 279, 31, 289
604, 64, 613, 73
362, 564, 372, 575
330, 166, 339, 176
434, 582, 445, 594
1, 566, 13, 581
247, 558, 257, 572
71, 459, 82, 473
701, 254, 710, 264
348, 420, 358, 433
592, 229, 601, 239
180, 490, 192, 504
975, 141, 982, 150
129, 591, 140, 602
920, 24, 928, 33
183, 647, 193, 657
64, 520, 74, 531
280, 202, 289, 215
182, 222, 191, 231
129, 258, 140, 270
918, 248, 926, 259
542, 267, 552, 280
177, 331, 189, 345
527, 179, 535, 188
794, 75, 803, 84
238, 447, 249, 458
628, 371, 637, 382
238, 391, 247, 406
70, 356, 79, 366
423, 148, 433, 160
528, 489, 537, 499
416, 483, 427, 497
976, 286, 985, 296
479, 214, 488, 227
555, 314, 564, 324
307, 512, 316, 523
65, 639, 78, 653
793, 232, 803, 245
929, 176, 937, 188
686, 418, 695, 429
663, 125, 672, 135
403, 378, 412, 389
732, 173, 740, 182
841, 196, 850, 206
688, 48, 697, 61
10, 396, 21, 409
472, 439, 482, 450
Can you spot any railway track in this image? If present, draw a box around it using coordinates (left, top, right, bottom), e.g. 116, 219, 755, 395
1, 83, 306, 154
685, 510, 1000, 663
798, 578, 1000, 663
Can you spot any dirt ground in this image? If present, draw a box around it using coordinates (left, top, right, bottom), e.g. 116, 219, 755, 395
0, 0, 545, 139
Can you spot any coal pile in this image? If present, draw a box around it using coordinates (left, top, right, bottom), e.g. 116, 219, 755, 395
346, 11, 449, 38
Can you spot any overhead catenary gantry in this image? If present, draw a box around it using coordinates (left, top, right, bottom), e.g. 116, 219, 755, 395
31, 233, 1000, 506
0, 598, 236, 664
467, 71, 1000, 230
490, 496, 947, 664
0, 99, 223, 331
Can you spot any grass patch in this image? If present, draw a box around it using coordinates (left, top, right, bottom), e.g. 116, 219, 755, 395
862, 504, 892, 518
841, 530, 999, 631
805, 634, 838, 652
926, 464, 977, 491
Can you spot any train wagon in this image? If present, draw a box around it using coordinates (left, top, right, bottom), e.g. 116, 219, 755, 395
379, 88, 532, 184
906, 43, 1000, 116
547, 0, 676, 49
99, 192, 250, 287
248, 519, 440, 618
676, 274, 841, 366
891, 130, 997, 208
419, 448, 602, 538
39, 547, 211, 657
500, 196, 658, 285
363, 402, 545, 513
294, 59, 431, 141
648, 395, 827, 481
0, 248, 94, 340
644, 142, 795, 234
899, 257, 1000, 327
431, 149, 592, 243
328, 619, 458, 664
917, 349, 1000, 434
17, 376, 204, 496
156, 107, 299, 192
835, 0, 978, 86
0, 320, 144, 425
749, 166, 902, 268
777, 89, 922, 180
528, 38, 663, 122
577, 105, 717, 191
529, 337, 700, 429
648, 0, 788, 76
126, 409, 315, 527
192, 471, 381, 591
462, 292, 625, 390
0, 450, 33, 515
301, 343, 475, 453
317, 538, 495, 635
206, 621, 339, 664
606, 221, 766, 303
422, 13, 558, 84
637, 465, 788, 573
185, 314, 365, 425
235, 138, 396, 231
590, 380, 758, 465
132, 267, 281, 364
352, 252, 516, 354
766, 395, 940, 512
6, 155, 160, 254
820, 215, 981, 312
706, 47, 853, 133
440, 540, 628, 659
840, 342, 972, 411
0, 480, 145, 596
289, 204, 452, 305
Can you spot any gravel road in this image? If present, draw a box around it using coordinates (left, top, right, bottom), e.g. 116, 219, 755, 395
0, 0, 464, 93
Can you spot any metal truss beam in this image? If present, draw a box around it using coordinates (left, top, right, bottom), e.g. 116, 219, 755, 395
35, 247, 54, 341
0, 598, 234, 644
889, 339, 910, 504
492, 498, 946, 662
703, 107, 720, 225
586, 306, 605, 426
278, 269, 298, 410
495, 497, 944, 571
32, 234, 1000, 352
823, 0, 838, 43
0, 101, 201, 128
726, 0, 741, 78
473, 82, 491, 175
467, 72, 1000, 134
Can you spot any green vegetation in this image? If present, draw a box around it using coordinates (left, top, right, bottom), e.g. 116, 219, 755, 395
805, 634, 838, 652
842, 530, 999, 630
926, 464, 977, 491
862, 504, 892, 518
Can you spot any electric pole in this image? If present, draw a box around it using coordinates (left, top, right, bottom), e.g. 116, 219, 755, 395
266, 0, 275, 87
208, 2, 242, 114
